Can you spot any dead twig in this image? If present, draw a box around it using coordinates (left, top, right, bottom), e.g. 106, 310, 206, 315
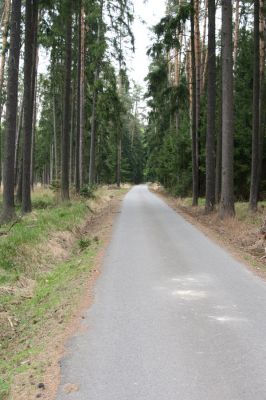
7, 316, 14, 330
0, 216, 22, 236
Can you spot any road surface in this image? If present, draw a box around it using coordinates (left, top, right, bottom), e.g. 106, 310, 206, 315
57, 185, 266, 399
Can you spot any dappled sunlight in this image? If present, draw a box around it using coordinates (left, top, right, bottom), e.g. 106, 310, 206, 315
208, 315, 247, 323
172, 290, 207, 300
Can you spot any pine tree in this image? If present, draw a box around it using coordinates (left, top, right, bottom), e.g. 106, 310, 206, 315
0, 0, 22, 223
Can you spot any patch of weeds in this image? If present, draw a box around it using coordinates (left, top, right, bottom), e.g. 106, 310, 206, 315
79, 238, 91, 251
80, 185, 97, 199
0, 377, 9, 399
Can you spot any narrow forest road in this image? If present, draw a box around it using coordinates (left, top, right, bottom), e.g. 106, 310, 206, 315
56, 185, 266, 400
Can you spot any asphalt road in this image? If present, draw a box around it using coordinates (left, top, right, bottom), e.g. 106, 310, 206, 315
57, 185, 266, 400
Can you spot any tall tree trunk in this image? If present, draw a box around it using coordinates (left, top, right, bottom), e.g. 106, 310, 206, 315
53, 93, 58, 181
205, 0, 216, 212
75, 4, 81, 193
220, 0, 235, 218
191, 0, 199, 206
116, 133, 121, 188
249, 0, 260, 211
15, 96, 23, 184
89, 68, 99, 186
79, 2, 85, 188
31, 38, 39, 191
22, 0, 38, 213
0, 0, 11, 185
215, 85, 222, 204
200, 0, 208, 96
89, 4, 102, 186
194, 0, 200, 200
61, 0, 72, 201
258, 0, 266, 191
0, 0, 11, 115
0, 0, 21, 223
233, 0, 240, 71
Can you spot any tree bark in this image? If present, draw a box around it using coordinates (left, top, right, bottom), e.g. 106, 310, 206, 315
0, 0, 21, 223
89, 69, 99, 186
53, 93, 58, 181
0, 0, 11, 119
89, 4, 102, 186
22, 0, 38, 213
191, 0, 199, 206
220, 0, 235, 218
258, 0, 266, 193
249, 0, 260, 211
205, 0, 216, 212
233, 0, 240, 71
61, 0, 72, 201
79, 2, 85, 188
75, 3, 81, 193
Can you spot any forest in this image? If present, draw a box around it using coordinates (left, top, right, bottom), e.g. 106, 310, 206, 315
0, 0, 265, 223
0, 0, 145, 225
1, 1, 266, 398
145, 0, 266, 218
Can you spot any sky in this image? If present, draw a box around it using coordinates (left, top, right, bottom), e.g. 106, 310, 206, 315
129, 0, 166, 87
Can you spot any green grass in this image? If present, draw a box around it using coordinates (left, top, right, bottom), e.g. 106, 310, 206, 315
0, 243, 98, 399
0, 185, 127, 399
0, 190, 89, 284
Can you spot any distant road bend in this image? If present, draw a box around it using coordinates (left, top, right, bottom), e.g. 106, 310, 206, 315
57, 185, 266, 400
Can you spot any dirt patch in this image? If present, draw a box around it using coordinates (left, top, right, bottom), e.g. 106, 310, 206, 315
152, 187, 266, 279
8, 189, 127, 400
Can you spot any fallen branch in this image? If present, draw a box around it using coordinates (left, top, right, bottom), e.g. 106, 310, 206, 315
0, 216, 22, 236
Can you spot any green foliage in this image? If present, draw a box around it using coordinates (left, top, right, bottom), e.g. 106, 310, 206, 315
0, 193, 89, 284
80, 185, 96, 199
79, 238, 91, 250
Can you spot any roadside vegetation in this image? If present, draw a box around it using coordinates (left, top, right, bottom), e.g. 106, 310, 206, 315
0, 185, 127, 400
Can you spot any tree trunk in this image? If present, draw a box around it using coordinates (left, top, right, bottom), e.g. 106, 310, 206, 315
79, 2, 85, 188
61, 0, 72, 201
200, 0, 208, 96
205, 0, 216, 212
31, 39, 39, 191
53, 93, 58, 181
15, 96, 24, 185
89, 5, 102, 186
0, 0, 11, 117
191, 0, 199, 206
215, 87, 222, 204
194, 0, 200, 200
75, 5, 81, 193
22, 0, 38, 213
89, 70, 99, 186
116, 134, 121, 188
233, 0, 240, 71
249, 0, 260, 211
258, 0, 266, 192
219, 0, 235, 218
0, 0, 21, 223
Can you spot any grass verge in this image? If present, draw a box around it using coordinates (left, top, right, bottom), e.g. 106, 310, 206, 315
0, 185, 128, 400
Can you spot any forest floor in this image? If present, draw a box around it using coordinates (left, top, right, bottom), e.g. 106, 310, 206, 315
0, 185, 129, 400
151, 184, 266, 279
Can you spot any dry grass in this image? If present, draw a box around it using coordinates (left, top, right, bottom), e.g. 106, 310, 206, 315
0, 185, 129, 399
